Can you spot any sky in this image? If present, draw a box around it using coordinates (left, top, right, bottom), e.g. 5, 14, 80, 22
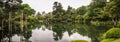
22, 0, 92, 13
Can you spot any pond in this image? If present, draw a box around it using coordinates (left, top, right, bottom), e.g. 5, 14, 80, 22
0, 23, 112, 42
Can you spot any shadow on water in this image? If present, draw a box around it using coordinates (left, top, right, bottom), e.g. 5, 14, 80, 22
0, 22, 112, 42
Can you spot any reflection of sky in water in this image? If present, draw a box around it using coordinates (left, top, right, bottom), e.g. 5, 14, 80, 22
12, 27, 91, 42
70, 33, 91, 42
12, 35, 20, 42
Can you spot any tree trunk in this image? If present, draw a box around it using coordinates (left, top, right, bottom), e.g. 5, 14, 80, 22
112, 18, 116, 27
8, 10, 12, 42
20, 10, 24, 32
1, 15, 4, 42
25, 14, 27, 28
8, 11, 11, 31
2, 18, 4, 30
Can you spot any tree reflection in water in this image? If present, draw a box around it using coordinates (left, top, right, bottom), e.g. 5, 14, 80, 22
0, 23, 112, 42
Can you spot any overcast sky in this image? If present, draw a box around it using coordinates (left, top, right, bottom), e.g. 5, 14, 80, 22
23, 0, 92, 13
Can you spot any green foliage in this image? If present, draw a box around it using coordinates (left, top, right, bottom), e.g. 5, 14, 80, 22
113, 39, 120, 42
101, 39, 115, 42
116, 21, 120, 27
41, 0, 120, 24
101, 28, 120, 42
103, 28, 120, 39
76, 6, 87, 15
1, 0, 120, 42
91, 21, 112, 26
71, 40, 88, 42
22, 4, 35, 15
101, 38, 120, 42
103, 1, 120, 18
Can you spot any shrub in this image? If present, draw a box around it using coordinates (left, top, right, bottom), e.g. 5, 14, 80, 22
100, 39, 114, 42
71, 40, 88, 42
113, 39, 120, 42
101, 39, 120, 42
103, 28, 120, 39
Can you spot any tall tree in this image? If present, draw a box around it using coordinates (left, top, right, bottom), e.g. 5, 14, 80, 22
76, 6, 87, 15
52, 1, 65, 22
103, 0, 120, 27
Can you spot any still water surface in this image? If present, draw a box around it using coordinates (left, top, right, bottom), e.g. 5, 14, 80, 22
0, 23, 111, 42
11, 26, 91, 42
